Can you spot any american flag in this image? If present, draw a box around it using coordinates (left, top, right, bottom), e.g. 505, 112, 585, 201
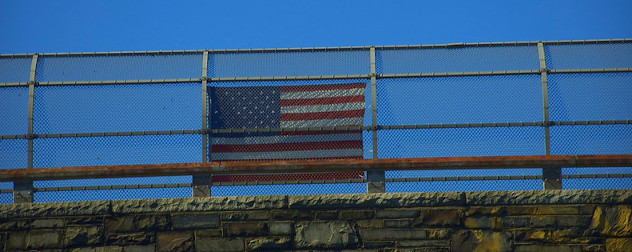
209, 82, 366, 182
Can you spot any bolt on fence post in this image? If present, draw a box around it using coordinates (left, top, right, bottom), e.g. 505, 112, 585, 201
367, 47, 385, 193
193, 51, 212, 197
538, 42, 562, 190
14, 54, 38, 204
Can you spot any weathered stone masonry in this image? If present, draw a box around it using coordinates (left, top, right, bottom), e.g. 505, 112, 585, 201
1, 190, 631, 252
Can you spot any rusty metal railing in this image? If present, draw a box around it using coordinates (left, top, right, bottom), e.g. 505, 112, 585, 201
2, 154, 632, 203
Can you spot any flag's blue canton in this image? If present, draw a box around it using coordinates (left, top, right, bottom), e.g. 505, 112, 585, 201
209, 86, 281, 137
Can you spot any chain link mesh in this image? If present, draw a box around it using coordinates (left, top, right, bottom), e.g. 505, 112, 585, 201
551, 124, 632, 189
34, 83, 201, 134
376, 46, 539, 73
34, 176, 191, 202
545, 43, 632, 69
551, 124, 632, 155
0, 191, 11, 205
0, 138, 23, 204
209, 50, 369, 77
0, 139, 27, 169
0, 180, 14, 204
32, 135, 198, 202
0, 87, 28, 135
35, 188, 191, 203
0, 42, 631, 203
207, 79, 369, 188
377, 76, 542, 125
0, 57, 32, 83
379, 127, 545, 159
33, 135, 201, 168
36, 54, 202, 82
213, 183, 365, 197
545, 42, 632, 189
387, 180, 542, 193
209, 79, 373, 157
380, 126, 545, 191
548, 73, 632, 121
563, 178, 632, 190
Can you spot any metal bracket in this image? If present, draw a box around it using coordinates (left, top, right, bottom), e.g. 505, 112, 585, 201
445, 43, 466, 48
13, 179, 34, 204
542, 168, 562, 190
367, 170, 386, 193
192, 173, 212, 197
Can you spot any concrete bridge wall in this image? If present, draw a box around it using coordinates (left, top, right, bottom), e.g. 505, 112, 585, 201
1, 190, 631, 252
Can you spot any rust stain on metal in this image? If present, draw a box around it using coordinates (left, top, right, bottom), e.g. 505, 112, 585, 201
0, 155, 631, 181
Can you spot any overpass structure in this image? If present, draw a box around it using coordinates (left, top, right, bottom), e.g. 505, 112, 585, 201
1, 39, 631, 204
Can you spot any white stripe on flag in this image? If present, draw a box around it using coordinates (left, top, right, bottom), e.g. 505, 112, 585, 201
212, 133, 362, 145
280, 118, 364, 128
280, 88, 365, 100
212, 148, 363, 160
280, 102, 365, 114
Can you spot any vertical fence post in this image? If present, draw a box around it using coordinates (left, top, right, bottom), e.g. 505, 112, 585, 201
193, 51, 212, 197
14, 54, 38, 204
538, 42, 561, 190
202, 51, 209, 164
367, 47, 385, 193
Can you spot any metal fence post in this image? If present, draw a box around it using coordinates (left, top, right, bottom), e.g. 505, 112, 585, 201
193, 51, 211, 197
367, 47, 385, 193
538, 42, 562, 190
14, 54, 38, 203
202, 51, 209, 164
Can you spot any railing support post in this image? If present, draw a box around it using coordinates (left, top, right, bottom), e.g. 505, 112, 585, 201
192, 173, 212, 197
538, 42, 562, 190
367, 47, 385, 193
13, 179, 34, 204
14, 54, 38, 204
193, 51, 212, 197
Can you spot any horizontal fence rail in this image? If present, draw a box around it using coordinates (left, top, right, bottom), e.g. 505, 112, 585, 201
2, 38, 631, 57
2, 173, 632, 195
4, 173, 631, 193
1, 120, 631, 140
2, 68, 631, 87
1, 38, 631, 204
2, 155, 631, 182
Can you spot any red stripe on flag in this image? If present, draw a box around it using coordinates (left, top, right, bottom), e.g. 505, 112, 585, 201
280, 109, 364, 121
215, 156, 362, 162
213, 171, 364, 182
280, 83, 365, 92
281, 130, 363, 136
212, 140, 362, 153
280, 95, 364, 106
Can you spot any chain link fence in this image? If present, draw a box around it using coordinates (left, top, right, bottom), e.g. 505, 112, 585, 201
1, 39, 631, 203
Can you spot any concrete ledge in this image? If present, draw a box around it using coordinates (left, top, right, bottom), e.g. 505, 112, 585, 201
287, 192, 466, 209
465, 189, 632, 206
0, 200, 111, 219
1, 190, 631, 218
111, 195, 288, 214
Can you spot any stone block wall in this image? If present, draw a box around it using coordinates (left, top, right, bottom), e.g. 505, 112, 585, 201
0, 190, 631, 251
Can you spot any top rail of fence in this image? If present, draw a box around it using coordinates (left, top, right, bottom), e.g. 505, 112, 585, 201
2, 38, 631, 57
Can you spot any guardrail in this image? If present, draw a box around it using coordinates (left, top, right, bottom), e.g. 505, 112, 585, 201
1, 38, 631, 204
2, 155, 632, 204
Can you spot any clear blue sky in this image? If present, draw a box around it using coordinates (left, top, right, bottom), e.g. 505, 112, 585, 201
1, 1, 631, 202
1, 0, 632, 53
